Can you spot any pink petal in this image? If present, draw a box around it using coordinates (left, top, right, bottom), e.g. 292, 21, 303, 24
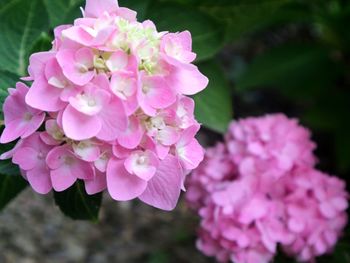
53, 25, 79, 50
84, 170, 107, 195
50, 166, 77, 192
21, 113, 46, 138
62, 26, 94, 46
161, 31, 196, 64
28, 52, 55, 79
141, 136, 170, 160
12, 147, 38, 170
0, 120, 28, 143
112, 144, 132, 158
70, 160, 95, 180
106, 51, 129, 72
177, 124, 200, 148
124, 150, 159, 181
73, 141, 101, 162
96, 97, 128, 141
139, 75, 176, 110
177, 138, 204, 170
62, 105, 102, 140
157, 126, 180, 146
56, 49, 95, 86
40, 132, 61, 146
84, 0, 119, 18
139, 155, 183, 211
46, 145, 69, 169
69, 87, 110, 116
106, 158, 147, 201
26, 79, 66, 112
26, 163, 52, 194
117, 116, 144, 149
110, 71, 137, 101
169, 63, 208, 95
116, 7, 137, 22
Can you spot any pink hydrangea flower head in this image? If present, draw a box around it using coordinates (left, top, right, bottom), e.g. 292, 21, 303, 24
186, 114, 348, 262
226, 114, 317, 179
0, 0, 207, 211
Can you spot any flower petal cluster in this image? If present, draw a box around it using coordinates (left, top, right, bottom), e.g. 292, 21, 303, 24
186, 114, 348, 262
0, 0, 207, 211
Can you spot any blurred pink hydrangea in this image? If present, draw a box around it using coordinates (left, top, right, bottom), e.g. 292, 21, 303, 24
226, 114, 317, 179
283, 168, 348, 262
186, 114, 348, 262
0, 0, 208, 211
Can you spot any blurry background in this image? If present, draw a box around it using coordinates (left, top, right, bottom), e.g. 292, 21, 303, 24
0, 0, 349, 262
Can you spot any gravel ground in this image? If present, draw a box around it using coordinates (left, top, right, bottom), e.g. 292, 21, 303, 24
0, 188, 213, 263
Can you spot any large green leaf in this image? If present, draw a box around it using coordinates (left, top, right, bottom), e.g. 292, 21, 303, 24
0, 159, 27, 211
54, 181, 102, 221
146, 3, 225, 62
235, 43, 340, 99
196, 0, 295, 41
43, 0, 84, 28
194, 61, 233, 133
0, 0, 50, 76
29, 32, 53, 55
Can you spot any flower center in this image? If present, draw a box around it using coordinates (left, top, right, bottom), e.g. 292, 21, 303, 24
37, 151, 45, 160
77, 63, 89, 73
64, 156, 75, 165
23, 112, 33, 121
93, 55, 107, 70
88, 99, 96, 107
137, 155, 148, 165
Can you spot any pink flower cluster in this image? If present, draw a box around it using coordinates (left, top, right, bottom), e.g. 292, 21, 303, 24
186, 114, 349, 262
0, 0, 207, 211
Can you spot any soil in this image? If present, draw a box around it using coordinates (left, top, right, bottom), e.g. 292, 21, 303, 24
0, 188, 214, 263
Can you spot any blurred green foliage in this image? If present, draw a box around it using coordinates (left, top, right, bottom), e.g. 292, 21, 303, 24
0, 0, 349, 260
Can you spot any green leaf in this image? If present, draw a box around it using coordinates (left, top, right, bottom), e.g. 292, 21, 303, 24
54, 181, 102, 221
29, 32, 53, 55
0, 0, 50, 76
119, 0, 151, 21
235, 43, 340, 99
0, 159, 27, 211
148, 251, 170, 263
146, 3, 225, 62
194, 60, 233, 133
273, 251, 297, 263
43, 0, 84, 28
197, 0, 295, 41
332, 241, 350, 263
